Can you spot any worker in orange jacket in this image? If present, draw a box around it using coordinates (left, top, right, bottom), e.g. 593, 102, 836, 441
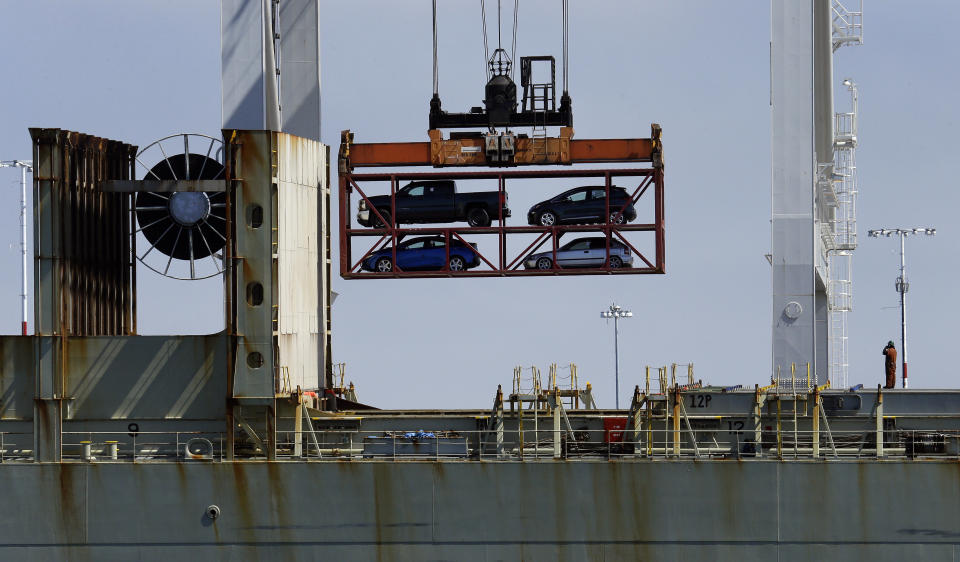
882, 341, 897, 389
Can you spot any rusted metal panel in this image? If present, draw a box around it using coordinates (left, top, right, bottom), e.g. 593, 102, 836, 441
344, 138, 657, 167
224, 130, 329, 457
225, 130, 328, 399
568, 138, 656, 163
30, 128, 137, 337
223, 130, 275, 400
29, 129, 137, 462
340, 124, 662, 169
275, 134, 326, 392
346, 141, 432, 168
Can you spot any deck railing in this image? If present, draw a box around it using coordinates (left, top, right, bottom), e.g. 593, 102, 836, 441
25, 427, 960, 463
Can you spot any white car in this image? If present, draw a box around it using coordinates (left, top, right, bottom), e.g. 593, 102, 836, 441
523, 236, 633, 269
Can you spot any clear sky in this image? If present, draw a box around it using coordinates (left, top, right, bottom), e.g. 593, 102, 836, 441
0, 1, 957, 408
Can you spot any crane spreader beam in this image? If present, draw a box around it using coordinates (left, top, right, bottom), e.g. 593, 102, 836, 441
339, 124, 662, 171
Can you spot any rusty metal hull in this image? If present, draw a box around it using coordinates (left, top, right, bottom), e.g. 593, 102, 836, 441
0, 461, 958, 560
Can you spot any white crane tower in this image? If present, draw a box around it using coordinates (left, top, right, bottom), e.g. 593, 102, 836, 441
770, 0, 862, 387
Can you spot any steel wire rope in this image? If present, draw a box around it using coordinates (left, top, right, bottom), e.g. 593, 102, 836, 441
562, 0, 569, 93
432, 0, 439, 96
272, 0, 282, 123
497, 0, 502, 50
510, 0, 519, 79
481, 0, 490, 78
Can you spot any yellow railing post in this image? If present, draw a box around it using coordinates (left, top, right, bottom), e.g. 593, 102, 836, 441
812, 386, 820, 458
672, 385, 680, 457
776, 396, 782, 459
646, 395, 653, 457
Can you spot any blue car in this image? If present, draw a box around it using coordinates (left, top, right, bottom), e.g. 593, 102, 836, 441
361, 236, 480, 272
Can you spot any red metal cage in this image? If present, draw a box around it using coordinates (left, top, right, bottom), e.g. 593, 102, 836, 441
339, 167, 664, 279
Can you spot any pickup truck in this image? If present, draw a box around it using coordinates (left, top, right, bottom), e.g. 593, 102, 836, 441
356, 180, 510, 228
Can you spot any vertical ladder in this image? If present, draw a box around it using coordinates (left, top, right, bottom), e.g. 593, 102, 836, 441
531, 84, 548, 162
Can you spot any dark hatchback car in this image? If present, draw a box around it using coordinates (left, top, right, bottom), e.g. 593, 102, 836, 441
360, 236, 480, 273
527, 186, 637, 226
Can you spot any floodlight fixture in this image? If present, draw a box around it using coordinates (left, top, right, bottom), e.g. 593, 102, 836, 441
0, 160, 33, 335
600, 302, 632, 408
868, 226, 936, 389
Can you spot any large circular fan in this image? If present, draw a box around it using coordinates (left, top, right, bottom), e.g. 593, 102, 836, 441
133, 134, 226, 280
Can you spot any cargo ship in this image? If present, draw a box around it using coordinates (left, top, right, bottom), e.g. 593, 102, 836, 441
4, 1, 957, 561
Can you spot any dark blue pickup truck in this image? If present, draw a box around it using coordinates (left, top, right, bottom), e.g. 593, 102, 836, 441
357, 180, 510, 228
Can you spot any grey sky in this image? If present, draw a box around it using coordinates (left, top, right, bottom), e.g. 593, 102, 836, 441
0, 2, 957, 408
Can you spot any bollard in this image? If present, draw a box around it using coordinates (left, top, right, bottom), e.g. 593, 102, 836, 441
81, 441, 92, 462
105, 441, 119, 460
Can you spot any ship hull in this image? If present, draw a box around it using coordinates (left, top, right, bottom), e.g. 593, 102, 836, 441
2, 460, 957, 561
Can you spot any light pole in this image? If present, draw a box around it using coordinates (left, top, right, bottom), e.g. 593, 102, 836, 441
867, 227, 936, 389
0, 160, 32, 336
600, 303, 632, 409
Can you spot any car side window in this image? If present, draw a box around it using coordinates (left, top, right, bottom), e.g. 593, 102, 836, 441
589, 239, 608, 249
565, 240, 590, 251
406, 185, 425, 197
404, 241, 425, 250
565, 190, 587, 202
430, 239, 445, 248
590, 188, 607, 200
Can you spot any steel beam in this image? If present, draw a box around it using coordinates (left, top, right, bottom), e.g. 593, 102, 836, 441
340, 125, 662, 170
103, 180, 226, 193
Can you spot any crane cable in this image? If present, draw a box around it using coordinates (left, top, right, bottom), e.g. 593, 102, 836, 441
481, 0, 520, 80
498, 0, 502, 50
432, 0, 439, 96
481, 0, 489, 77
562, 0, 569, 94
510, 0, 519, 79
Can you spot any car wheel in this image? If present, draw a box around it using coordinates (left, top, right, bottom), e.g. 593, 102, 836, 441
467, 207, 491, 227
609, 212, 626, 225
449, 255, 467, 271
536, 257, 553, 270
374, 209, 392, 228
375, 257, 393, 272
608, 255, 623, 269
538, 211, 557, 226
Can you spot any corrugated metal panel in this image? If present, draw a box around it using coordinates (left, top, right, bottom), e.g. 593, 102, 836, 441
276, 133, 325, 391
